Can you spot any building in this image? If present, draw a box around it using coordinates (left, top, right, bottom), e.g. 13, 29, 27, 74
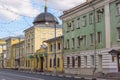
34, 44, 47, 72
44, 36, 63, 72
0, 39, 6, 68
5, 37, 21, 69
11, 40, 25, 70
60, 0, 120, 75
24, 6, 62, 70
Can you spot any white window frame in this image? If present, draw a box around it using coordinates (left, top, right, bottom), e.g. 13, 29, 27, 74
84, 56, 87, 67
89, 13, 94, 24
77, 18, 80, 29
82, 16, 86, 27
117, 3, 120, 15
117, 28, 120, 40
91, 55, 95, 67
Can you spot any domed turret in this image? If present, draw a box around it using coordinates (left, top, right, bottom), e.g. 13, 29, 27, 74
33, 6, 59, 25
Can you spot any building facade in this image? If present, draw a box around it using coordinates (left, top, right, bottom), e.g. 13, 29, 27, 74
0, 39, 6, 68
61, 0, 119, 75
5, 37, 20, 69
44, 36, 63, 72
11, 40, 25, 69
34, 44, 47, 72
24, 6, 62, 70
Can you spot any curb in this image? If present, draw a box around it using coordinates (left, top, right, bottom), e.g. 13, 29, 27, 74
7, 69, 108, 80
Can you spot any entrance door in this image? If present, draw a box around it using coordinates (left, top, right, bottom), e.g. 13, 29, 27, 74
40, 57, 44, 72
117, 55, 120, 71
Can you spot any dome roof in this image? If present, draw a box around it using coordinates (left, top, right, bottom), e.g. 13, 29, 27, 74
33, 12, 59, 24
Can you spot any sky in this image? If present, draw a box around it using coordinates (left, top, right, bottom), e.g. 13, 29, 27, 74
0, 0, 86, 38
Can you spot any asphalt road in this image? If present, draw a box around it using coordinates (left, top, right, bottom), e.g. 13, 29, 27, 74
0, 69, 80, 80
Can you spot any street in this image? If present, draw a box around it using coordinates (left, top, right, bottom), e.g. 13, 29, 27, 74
0, 69, 81, 80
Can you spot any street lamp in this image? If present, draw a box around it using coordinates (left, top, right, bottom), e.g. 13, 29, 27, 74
1, 44, 4, 69
54, 21, 57, 75
18, 37, 21, 70
87, 0, 104, 80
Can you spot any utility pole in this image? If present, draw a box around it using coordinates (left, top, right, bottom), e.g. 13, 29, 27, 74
54, 22, 57, 75
1, 44, 4, 69
18, 37, 21, 70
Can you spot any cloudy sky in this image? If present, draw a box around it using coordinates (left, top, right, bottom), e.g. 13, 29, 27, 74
0, 0, 85, 38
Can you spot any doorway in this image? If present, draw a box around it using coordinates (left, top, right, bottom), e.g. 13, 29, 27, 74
117, 55, 120, 71
40, 57, 44, 72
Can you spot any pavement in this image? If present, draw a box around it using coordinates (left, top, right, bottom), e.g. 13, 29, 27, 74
0, 69, 111, 80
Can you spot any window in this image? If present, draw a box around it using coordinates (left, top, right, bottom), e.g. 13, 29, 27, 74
50, 59, 52, 68
67, 57, 70, 68
66, 39, 70, 49
90, 33, 94, 45
31, 45, 34, 53
82, 16, 86, 27
117, 28, 120, 40
50, 44, 53, 52
91, 55, 95, 66
83, 35, 87, 46
71, 20, 75, 31
57, 43, 61, 50
77, 36, 80, 47
98, 32, 102, 43
84, 56, 87, 67
67, 22, 71, 32
117, 3, 120, 15
77, 18, 80, 29
54, 44, 56, 51
78, 56, 81, 67
72, 56, 75, 68
72, 38, 75, 48
54, 57, 56, 67
89, 13, 94, 24
57, 58, 60, 67
96, 11, 101, 22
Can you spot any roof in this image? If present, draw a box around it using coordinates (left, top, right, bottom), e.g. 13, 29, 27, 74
60, 0, 104, 19
33, 12, 59, 24
109, 49, 120, 55
33, 7, 58, 25
43, 36, 63, 43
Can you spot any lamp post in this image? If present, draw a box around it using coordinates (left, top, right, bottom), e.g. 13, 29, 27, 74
87, 0, 96, 79
87, 0, 104, 80
54, 21, 57, 75
1, 44, 4, 69
18, 37, 21, 70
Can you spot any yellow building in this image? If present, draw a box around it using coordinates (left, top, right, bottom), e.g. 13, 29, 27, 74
11, 40, 25, 70
24, 7, 62, 70
5, 37, 21, 69
44, 36, 63, 72
34, 44, 47, 72
0, 39, 6, 68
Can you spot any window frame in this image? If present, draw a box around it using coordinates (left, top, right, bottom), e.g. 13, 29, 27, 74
82, 16, 87, 27
89, 13, 94, 24
72, 56, 75, 68
98, 32, 102, 44
67, 57, 70, 68
116, 3, 120, 15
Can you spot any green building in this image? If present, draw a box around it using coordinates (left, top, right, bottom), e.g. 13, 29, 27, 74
60, 0, 120, 75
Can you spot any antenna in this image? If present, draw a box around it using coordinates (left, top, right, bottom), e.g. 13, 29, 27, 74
44, 0, 48, 13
